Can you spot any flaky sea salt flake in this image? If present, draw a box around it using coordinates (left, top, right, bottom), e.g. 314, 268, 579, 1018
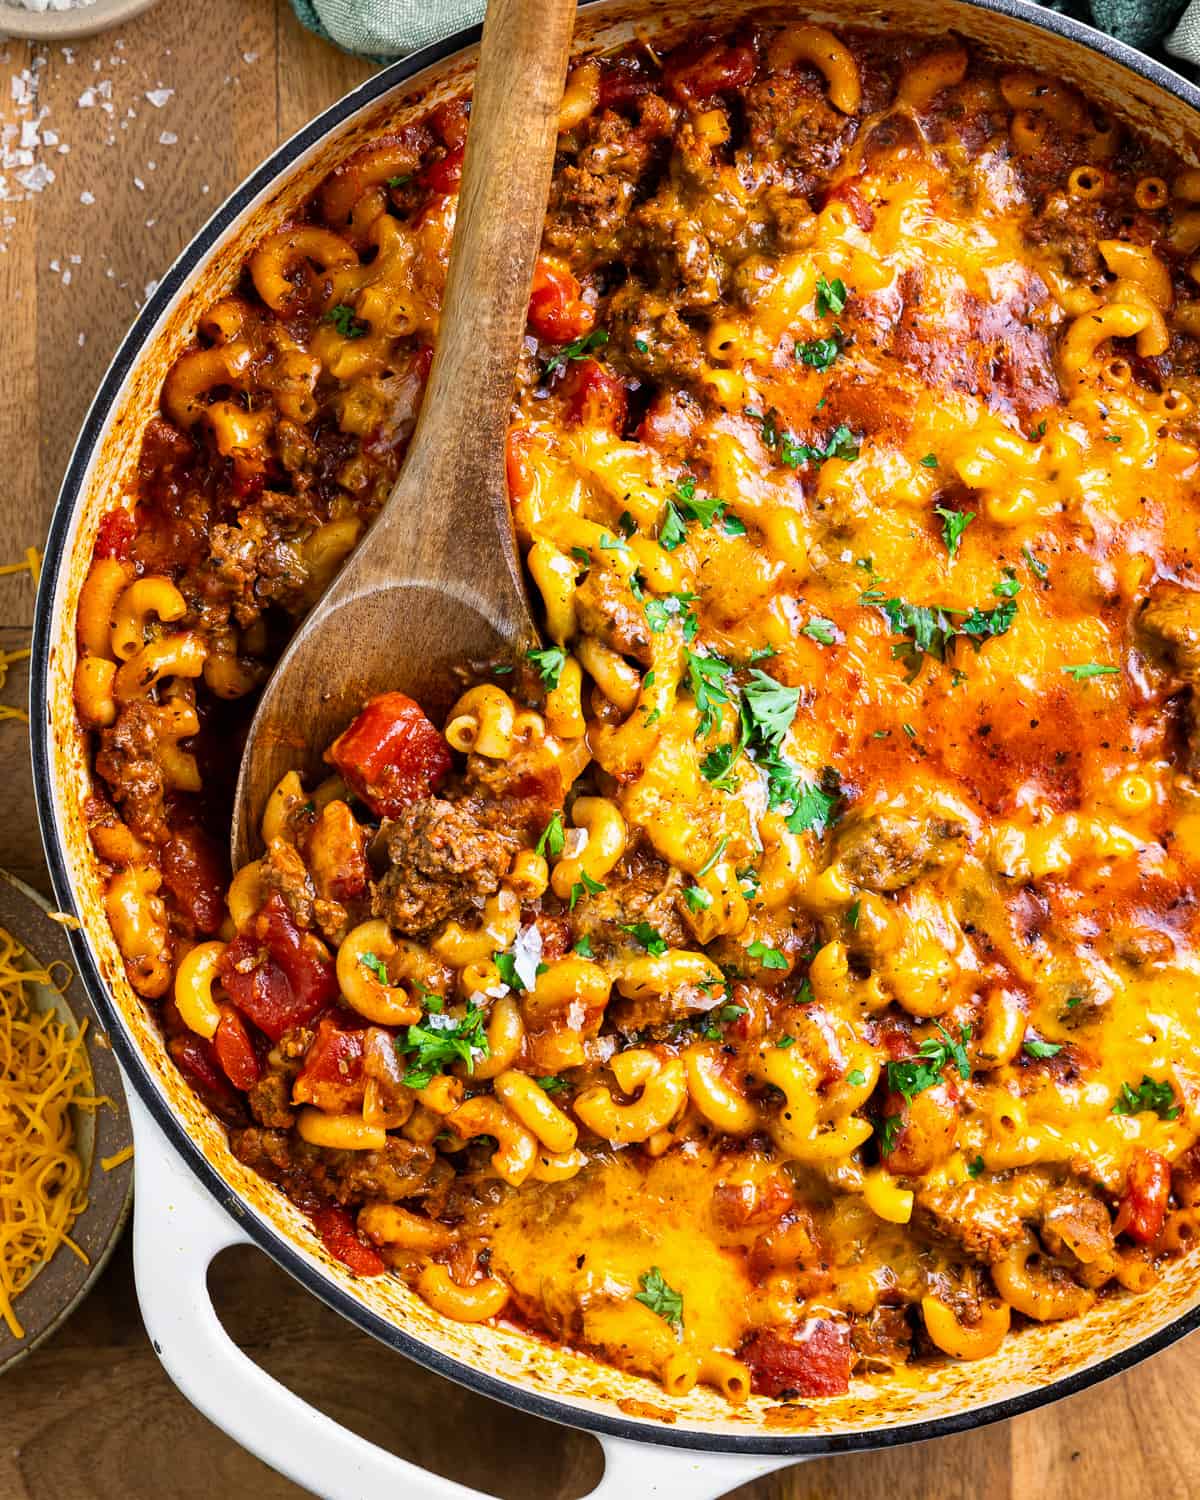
144, 88, 174, 108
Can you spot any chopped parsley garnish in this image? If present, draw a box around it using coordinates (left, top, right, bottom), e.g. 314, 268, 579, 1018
543, 327, 609, 378
741, 670, 800, 750
801, 615, 838, 646
618, 509, 637, 537
635, 1267, 684, 1333
697, 836, 729, 877
795, 333, 841, 370
386, 174, 412, 188
919, 453, 939, 469
634, 337, 650, 353
358, 952, 389, 984
644, 591, 699, 640
847, 900, 861, 929
846, 1068, 866, 1087
622, 922, 668, 957
493, 949, 544, 993
700, 740, 742, 790
527, 645, 566, 688
966, 1154, 986, 1178
885, 1023, 971, 1102
862, 574, 1020, 680
1111, 1076, 1180, 1120
1023, 544, 1049, 581
935, 505, 975, 560
572, 934, 594, 958
324, 303, 367, 338
537, 1075, 569, 1094
1030, 419, 1048, 441
701, 1002, 749, 1039
749, 407, 861, 469
776, 1034, 796, 1049
658, 500, 688, 552
763, 759, 842, 835
1022, 1037, 1063, 1059
746, 940, 788, 971
878, 1114, 903, 1153
683, 885, 713, 913
536, 811, 565, 858
814, 273, 848, 317
397, 1002, 489, 1089
1062, 662, 1119, 681
569, 872, 606, 910
685, 649, 735, 737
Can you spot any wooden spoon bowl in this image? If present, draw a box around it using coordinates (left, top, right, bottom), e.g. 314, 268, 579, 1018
231, 0, 576, 868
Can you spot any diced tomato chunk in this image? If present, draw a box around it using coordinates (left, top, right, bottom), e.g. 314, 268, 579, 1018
326, 691, 451, 818
430, 98, 470, 150
528, 256, 594, 344
663, 39, 756, 102
740, 1319, 852, 1398
598, 57, 654, 110
293, 1015, 367, 1113
94, 507, 136, 560
168, 1033, 246, 1124
1115, 1147, 1171, 1244
218, 894, 337, 1042
561, 359, 628, 431
161, 824, 227, 935
419, 144, 464, 196
213, 1005, 262, 1091
506, 425, 537, 503
310, 1204, 386, 1276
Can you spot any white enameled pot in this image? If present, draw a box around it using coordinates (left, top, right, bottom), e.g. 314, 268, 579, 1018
29, 4, 1200, 1494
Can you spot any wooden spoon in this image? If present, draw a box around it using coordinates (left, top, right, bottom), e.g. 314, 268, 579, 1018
231, 0, 577, 868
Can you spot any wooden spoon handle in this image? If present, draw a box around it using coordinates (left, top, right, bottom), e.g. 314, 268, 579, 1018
383, 0, 577, 554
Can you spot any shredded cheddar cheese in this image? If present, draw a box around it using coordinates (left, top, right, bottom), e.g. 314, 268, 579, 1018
0, 925, 103, 1339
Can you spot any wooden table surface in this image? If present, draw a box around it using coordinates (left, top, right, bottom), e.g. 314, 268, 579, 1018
0, 3, 1197, 1496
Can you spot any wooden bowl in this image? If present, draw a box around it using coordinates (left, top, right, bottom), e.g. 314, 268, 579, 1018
0, 0, 160, 42
0, 870, 132, 1377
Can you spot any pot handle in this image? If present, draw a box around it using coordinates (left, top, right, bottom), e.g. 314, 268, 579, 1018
128, 1089, 797, 1500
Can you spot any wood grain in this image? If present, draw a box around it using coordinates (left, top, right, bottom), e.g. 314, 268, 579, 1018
1, 3, 1199, 1496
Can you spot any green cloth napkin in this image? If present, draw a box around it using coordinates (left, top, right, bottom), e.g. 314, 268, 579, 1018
291, 0, 1200, 67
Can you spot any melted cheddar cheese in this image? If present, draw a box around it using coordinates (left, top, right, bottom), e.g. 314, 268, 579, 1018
74, 26, 1200, 1405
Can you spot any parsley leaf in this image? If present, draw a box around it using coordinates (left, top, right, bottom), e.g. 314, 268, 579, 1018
684, 884, 713, 912
864, 576, 1020, 680
536, 812, 565, 858
697, 836, 729, 877
699, 739, 743, 791
741, 670, 800, 751
814, 273, 848, 317
543, 328, 609, 378
966, 1154, 985, 1178
801, 616, 838, 646
919, 453, 939, 469
622, 922, 668, 957
1111, 1076, 1180, 1119
658, 500, 688, 552
685, 649, 734, 737
569, 872, 605, 910
537, 1075, 569, 1094
795, 333, 841, 370
572, 934, 594, 958
324, 303, 367, 339
635, 1267, 684, 1333
1062, 663, 1119, 681
528, 645, 566, 688
358, 952, 389, 984
846, 1068, 866, 1087
935, 505, 975, 560
886, 1023, 971, 1102
1023, 1037, 1063, 1059
746, 940, 788, 970
397, 1002, 489, 1089
1023, 544, 1049, 580
878, 1114, 903, 1153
